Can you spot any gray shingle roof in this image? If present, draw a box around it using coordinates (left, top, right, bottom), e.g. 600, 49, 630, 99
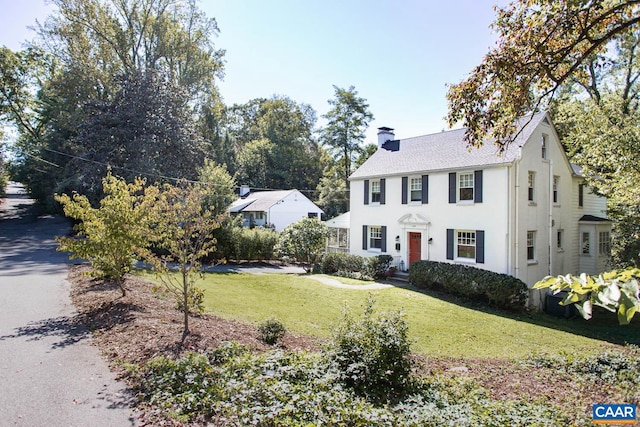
350, 112, 548, 180
228, 190, 296, 212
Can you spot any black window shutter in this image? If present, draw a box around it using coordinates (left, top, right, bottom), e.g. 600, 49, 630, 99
362, 225, 368, 250
422, 175, 429, 204
364, 180, 369, 205
476, 230, 485, 263
380, 178, 386, 205
381, 226, 387, 252
474, 170, 483, 203
449, 173, 456, 203
401, 177, 408, 204
446, 229, 454, 260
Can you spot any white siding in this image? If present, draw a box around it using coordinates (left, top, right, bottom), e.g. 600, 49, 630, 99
268, 191, 323, 231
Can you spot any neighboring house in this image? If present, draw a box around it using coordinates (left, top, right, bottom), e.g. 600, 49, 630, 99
228, 186, 323, 232
326, 211, 350, 253
349, 112, 611, 307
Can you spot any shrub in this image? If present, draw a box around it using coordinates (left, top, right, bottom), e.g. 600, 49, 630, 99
321, 252, 364, 275
409, 260, 528, 309
327, 297, 412, 402
257, 317, 286, 345
364, 254, 394, 279
275, 217, 328, 272
233, 227, 278, 261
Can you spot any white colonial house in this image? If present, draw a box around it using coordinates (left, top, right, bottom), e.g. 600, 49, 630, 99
228, 186, 323, 232
349, 112, 611, 307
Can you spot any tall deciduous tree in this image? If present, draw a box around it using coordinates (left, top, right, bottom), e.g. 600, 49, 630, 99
231, 96, 324, 192
64, 71, 206, 204
447, 0, 640, 150
7, 0, 225, 207
551, 31, 640, 267
321, 85, 373, 194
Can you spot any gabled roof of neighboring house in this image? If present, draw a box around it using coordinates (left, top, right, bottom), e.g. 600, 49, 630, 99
326, 211, 350, 228
350, 112, 549, 180
228, 190, 297, 213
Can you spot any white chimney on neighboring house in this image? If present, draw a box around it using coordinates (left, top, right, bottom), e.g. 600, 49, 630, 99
377, 127, 395, 147
239, 185, 250, 198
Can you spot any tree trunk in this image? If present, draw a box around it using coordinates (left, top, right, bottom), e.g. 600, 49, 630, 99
117, 278, 126, 297
182, 270, 189, 335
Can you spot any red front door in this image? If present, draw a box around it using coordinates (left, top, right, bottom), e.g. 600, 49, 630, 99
408, 232, 422, 268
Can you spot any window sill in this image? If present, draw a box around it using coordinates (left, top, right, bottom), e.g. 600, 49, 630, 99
557, 249, 565, 253
527, 260, 538, 265
457, 200, 475, 206
553, 203, 561, 208
528, 201, 537, 206
368, 248, 382, 253
454, 257, 476, 264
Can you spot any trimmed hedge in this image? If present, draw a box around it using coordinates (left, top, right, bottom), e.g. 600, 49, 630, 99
409, 260, 528, 310
321, 252, 364, 275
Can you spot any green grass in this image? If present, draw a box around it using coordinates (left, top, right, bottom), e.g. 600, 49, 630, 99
149, 271, 640, 359
313, 274, 374, 285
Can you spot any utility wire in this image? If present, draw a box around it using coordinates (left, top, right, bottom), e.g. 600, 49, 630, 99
27, 146, 350, 195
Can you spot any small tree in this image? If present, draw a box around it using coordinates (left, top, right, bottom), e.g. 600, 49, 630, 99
55, 172, 158, 296
150, 182, 225, 336
275, 217, 327, 273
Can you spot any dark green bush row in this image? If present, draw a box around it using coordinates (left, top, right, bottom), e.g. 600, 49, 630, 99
322, 253, 394, 280
212, 222, 278, 261
409, 260, 528, 309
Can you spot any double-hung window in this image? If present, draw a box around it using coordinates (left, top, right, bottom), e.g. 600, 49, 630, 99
410, 178, 422, 202
553, 176, 559, 204
449, 171, 482, 204
402, 175, 428, 204
447, 229, 485, 263
457, 231, 476, 259
369, 226, 382, 250
528, 172, 535, 202
364, 179, 385, 205
459, 173, 474, 201
598, 231, 611, 256
527, 231, 536, 262
371, 181, 381, 203
362, 225, 386, 252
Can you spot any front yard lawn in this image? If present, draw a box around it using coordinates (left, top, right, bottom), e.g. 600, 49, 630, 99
196, 272, 639, 358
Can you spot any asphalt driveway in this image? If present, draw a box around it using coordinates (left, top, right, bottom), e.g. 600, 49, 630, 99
0, 183, 138, 426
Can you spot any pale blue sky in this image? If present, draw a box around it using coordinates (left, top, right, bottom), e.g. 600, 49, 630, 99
0, 0, 502, 143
